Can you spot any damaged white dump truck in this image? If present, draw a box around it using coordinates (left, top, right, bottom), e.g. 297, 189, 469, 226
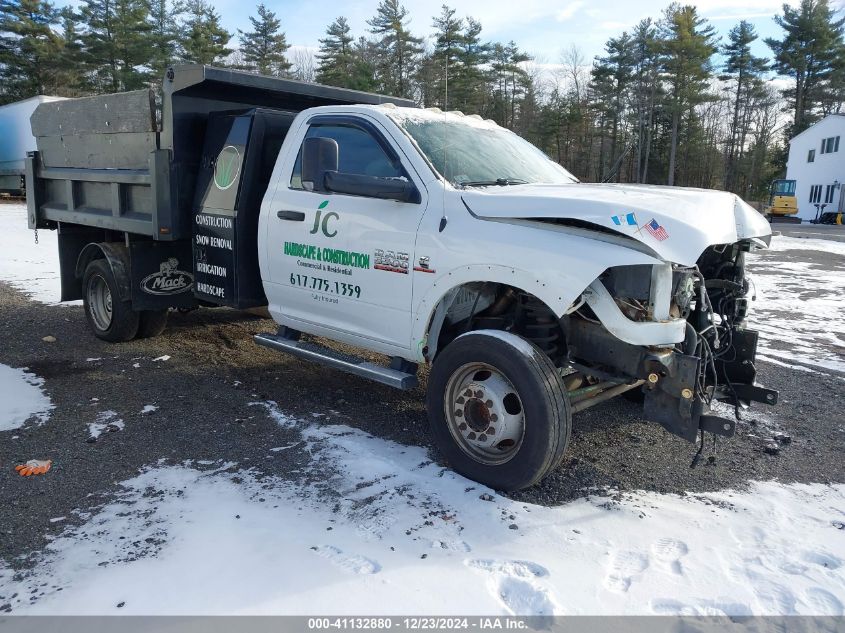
26, 65, 777, 490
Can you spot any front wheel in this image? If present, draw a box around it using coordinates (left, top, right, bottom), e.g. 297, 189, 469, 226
426, 330, 571, 491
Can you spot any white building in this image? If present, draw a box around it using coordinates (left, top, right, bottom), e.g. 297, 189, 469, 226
786, 113, 844, 221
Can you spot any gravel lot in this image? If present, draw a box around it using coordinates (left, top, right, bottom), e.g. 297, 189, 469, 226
1, 225, 844, 571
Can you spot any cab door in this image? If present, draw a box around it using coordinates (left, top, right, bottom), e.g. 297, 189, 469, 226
264, 115, 428, 353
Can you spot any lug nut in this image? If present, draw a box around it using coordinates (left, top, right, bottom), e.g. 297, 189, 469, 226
455, 409, 463, 417
487, 427, 496, 435
681, 388, 693, 399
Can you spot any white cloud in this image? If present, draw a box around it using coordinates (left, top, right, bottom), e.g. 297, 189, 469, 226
556, 1, 586, 22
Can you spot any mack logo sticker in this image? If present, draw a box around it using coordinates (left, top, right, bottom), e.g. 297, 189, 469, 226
141, 258, 194, 295
213, 145, 241, 191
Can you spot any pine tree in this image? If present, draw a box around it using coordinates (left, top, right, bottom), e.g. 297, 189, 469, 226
238, 4, 290, 76
630, 19, 661, 182
0, 0, 64, 102
148, 0, 181, 81
488, 41, 531, 128
428, 4, 462, 109
591, 32, 635, 180
451, 17, 488, 114
659, 3, 717, 186
179, 0, 231, 65
78, 0, 154, 92
766, 0, 845, 134
367, 0, 422, 98
316, 17, 373, 89
721, 20, 768, 190
56, 7, 85, 94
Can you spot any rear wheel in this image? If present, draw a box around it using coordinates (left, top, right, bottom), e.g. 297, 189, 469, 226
426, 330, 571, 491
82, 259, 139, 342
137, 310, 169, 339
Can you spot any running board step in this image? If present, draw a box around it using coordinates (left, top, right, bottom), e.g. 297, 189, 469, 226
254, 332, 418, 390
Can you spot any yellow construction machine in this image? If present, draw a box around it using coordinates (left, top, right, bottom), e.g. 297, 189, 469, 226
762, 179, 800, 223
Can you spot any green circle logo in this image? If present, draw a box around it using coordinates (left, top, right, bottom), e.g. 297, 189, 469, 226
214, 145, 241, 190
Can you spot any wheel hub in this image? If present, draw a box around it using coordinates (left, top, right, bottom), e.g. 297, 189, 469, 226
464, 397, 492, 432
87, 274, 113, 332
446, 364, 525, 465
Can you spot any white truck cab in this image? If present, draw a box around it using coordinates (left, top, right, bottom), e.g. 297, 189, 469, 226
254, 104, 775, 489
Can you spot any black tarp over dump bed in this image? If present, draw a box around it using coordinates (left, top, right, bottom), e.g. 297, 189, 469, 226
27, 65, 415, 240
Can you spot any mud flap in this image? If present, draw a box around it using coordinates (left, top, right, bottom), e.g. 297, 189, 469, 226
129, 240, 197, 311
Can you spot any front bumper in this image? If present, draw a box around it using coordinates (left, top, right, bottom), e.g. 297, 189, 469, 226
566, 319, 778, 442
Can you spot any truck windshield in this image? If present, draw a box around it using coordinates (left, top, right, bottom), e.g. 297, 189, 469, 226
393, 114, 578, 187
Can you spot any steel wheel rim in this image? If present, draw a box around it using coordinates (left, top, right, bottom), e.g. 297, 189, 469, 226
443, 362, 526, 465
87, 274, 113, 332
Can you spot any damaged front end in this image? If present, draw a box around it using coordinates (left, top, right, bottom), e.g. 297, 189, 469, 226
563, 239, 777, 455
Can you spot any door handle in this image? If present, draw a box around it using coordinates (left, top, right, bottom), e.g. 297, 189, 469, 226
277, 210, 305, 221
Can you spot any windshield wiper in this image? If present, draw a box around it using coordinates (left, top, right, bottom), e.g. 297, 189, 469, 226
458, 178, 529, 188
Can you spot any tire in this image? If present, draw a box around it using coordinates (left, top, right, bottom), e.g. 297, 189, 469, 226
623, 386, 645, 403
137, 310, 169, 339
426, 330, 571, 491
82, 259, 139, 342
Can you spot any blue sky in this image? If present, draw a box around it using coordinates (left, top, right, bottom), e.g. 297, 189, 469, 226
204, 0, 803, 64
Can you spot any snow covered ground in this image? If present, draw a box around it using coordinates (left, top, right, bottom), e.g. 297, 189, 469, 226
0, 203, 67, 305
747, 236, 845, 374
2, 405, 844, 616
1, 202, 844, 616
0, 364, 52, 432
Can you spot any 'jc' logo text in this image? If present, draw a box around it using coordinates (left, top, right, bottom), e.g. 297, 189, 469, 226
310, 201, 338, 238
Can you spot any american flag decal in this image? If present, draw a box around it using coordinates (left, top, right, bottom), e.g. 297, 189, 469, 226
644, 218, 669, 241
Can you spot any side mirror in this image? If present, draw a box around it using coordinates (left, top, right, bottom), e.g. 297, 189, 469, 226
301, 137, 338, 192
324, 172, 421, 204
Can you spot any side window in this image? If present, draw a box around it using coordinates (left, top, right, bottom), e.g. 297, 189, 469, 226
290, 123, 404, 190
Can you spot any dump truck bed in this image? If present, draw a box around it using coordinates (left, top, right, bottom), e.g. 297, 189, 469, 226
26, 65, 414, 240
